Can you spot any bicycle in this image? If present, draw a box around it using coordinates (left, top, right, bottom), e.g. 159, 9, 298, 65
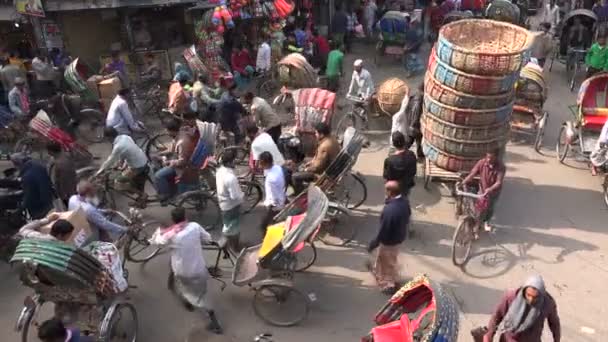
336, 94, 369, 142
103, 208, 163, 264
451, 182, 485, 267
566, 48, 587, 92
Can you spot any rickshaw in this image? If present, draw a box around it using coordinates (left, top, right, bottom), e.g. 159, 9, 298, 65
361, 274, 459, 342
549, 9, 597, 90
375, 11, 409, 65
511, 62, 549, 152
485, 0, 526, 26
556, 73, 608, 164
11, 239, 138, 341
225, 185, 328, 326
257, 53, 318, 101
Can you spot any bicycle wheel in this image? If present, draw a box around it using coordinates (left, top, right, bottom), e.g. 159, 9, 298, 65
294, 241, 317, 272
240, 180, 263, 214
317, 205, 355, 246
125, 220, 163, 263
252, 285, 309, 327
569, 62, 578, 91
100, 302, 138, 342
145, 133, 173, 162
217, 146, 250, 177
257, 79, 279, 100
14, 137, 46, 161
451, 217, 475, 267
177, 191, 222, 231
335, 113, 358, 142
556, 125, 570, 163
332, 172, 367, 209
534, 112, 547, 153
77, 109, 105, 143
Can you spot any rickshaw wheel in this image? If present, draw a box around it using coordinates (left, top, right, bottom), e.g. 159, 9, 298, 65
240, 180, 263, 214
332, 172, 367, 209
452, 217, 475, 267
603, 176, 608, 208
534, 112, 548, 153
77, 109, 105, 143
317, 205, 355, 247
252, 285, 309, 326
294, 241, 317, 272
125, 220, 163, 263
100, 302, 138, 342
19, 304, 38, 342
257, 79, 279, 100
177, 191, 222, 231
14, 137, 46, 161
556, 125, 571, 163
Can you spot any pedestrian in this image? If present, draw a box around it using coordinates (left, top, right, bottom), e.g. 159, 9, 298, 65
462, 149, 506, 234
332, 4, 348, 49
325, 41, 344, 92
364, 0, 379, 38
483, 275, 561, 342
542, 0, 560, 35
256, 34, 272, 73
403, 18, 425, 77
8, 76, 30, 119
405, 82, 424, 160
38, 317, 93, 342
231, 44, 255, 89
106, 88, 143, 135
345, 6, 359, 52
531, 22, 553, 68
172, 62, 193, 84
593, 0, 608, 23
168, 74, 191, 116
242, 92, 282, 143
10, 153, 55, 219
367, 180, 410, 295
0, 57, 26, 103
46, 142, 77, 209
139, 52, 162, 88
31, 51, 56, 98
215, 149, 245, 252
218, 83, 246, 143
585, 34, 608, 78
258, 151, 286, 233
150, 207, 223, 335
312, 29, 330, 72
383, 132, 417, 197
247, 124, 286, 168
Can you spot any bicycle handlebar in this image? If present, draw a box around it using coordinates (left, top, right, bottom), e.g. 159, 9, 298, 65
454, 183, 484, 200
346, 94, 365, 103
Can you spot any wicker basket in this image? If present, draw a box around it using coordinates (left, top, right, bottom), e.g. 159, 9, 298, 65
425, 73, 514, 110
423, 141, 480, 172
424, 94, 513, 126
436, 19, 534, 76
422, 112, 509, 157
427, 52, 518, 95
377, 77, 410, 115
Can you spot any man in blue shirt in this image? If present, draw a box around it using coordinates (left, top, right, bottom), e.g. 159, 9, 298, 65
38, 318, 92, 342
10, 153, 54, 219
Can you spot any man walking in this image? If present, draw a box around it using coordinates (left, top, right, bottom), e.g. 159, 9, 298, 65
10, 153, 55, 219
483, 275, 561, 342
47, 142, 77, 208
150, 207, 223, 334
258, 151, 286, 233
367, 180, 410, 295
383, 132, 417, 196
242, 92, 282, 144
215, 150, 244, 252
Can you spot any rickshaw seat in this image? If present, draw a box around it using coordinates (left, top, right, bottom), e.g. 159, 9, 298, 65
371, 315, 412, 342
582, 114, 608, 128
258, 214, 307, 259
582, 107, 608, 116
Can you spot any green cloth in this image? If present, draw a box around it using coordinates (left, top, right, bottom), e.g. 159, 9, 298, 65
585, 43, 608, 70
326, 49, 344, 77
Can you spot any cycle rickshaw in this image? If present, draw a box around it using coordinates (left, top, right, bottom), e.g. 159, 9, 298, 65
362, 274, 459, 342
511, 62, 549, 152
485, 0, 525, 26
549, 9, 597, 90
556, 73, 608, 163
11, 238, 138, 341
442, 10, 474, 25
374, 11, 409, 65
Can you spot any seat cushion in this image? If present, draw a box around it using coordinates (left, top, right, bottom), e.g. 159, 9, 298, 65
583, 115, 608, 129
582, 107, 608, 116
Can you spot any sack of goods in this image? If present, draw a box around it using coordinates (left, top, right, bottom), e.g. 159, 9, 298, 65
422, 19, 534, 171
376, 78, 410, 116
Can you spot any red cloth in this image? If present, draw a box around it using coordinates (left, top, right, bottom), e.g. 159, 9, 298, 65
460, 0, 486, 11
231, 50, 252, 74
314, 36, 330, 56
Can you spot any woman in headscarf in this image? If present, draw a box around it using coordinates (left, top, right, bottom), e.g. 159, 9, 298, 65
173, 62, 193, 85
483, 275, 561, 342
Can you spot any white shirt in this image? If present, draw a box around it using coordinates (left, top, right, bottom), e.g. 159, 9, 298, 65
31, 57, 56, 81
543, 4, 560, 29
598, 120, 608, 145
348, 69, 374, 100
264, 165, 286, 209
150, 222, 212, 278
251, 97, 281, 129
106, 95, 140, 135
251, 132, 285, 166
256, 42, 271, 72
98, 135, 148, 173
215, 166, 244, 211
390, 95, 410, 144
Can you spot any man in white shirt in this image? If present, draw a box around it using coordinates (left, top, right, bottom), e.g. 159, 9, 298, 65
258, 151, 286, 233
215, 149, 244, 252
243, 92, 282, 143
348, 59, 375, 101
149, 207, 222, 334
256, 36, 272, 73
105, 88, 143, 135
31, 52, 57, 98
96, 127, 149, 201
246, 124, 285, 170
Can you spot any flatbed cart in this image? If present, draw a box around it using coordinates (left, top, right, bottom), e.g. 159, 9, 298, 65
423, 159, 479, 195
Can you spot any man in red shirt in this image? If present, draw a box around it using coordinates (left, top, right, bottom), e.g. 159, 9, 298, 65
312, 29, 330, 71
462, 149, 505, 232
230, 44, 254, 88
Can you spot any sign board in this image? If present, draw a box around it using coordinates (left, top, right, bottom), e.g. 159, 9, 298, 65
15, 0, 45, 17
42, 21, 63, 49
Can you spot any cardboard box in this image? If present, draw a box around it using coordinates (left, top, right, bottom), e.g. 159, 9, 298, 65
42, 208, 92, 247
86, 75, 104, 98
98, 76, 122, 100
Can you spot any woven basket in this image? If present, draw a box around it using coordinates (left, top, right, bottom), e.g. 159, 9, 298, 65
377, 77, 410, 115
427, 52, 518, 95
423, 141, 480, 172
424, 94, 513, 126
425, 73, 514, 110
422, 112, 509, 157
436, 19, 534, 76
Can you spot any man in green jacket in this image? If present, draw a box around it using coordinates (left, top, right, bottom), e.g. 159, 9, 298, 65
585, 35, 608, 78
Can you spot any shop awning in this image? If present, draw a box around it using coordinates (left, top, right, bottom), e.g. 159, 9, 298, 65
44, 0, 198, 11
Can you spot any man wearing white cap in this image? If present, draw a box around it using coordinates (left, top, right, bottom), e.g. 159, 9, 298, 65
348, 59, 374, 102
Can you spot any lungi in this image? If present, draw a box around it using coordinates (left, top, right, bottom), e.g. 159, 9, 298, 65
175, 273, 212, 310
373, 243, 400, 289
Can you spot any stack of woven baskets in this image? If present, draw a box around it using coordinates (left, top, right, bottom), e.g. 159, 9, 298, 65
422, 19, 534, 171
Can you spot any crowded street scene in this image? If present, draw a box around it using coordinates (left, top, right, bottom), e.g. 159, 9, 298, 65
0, 0, 607, 341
